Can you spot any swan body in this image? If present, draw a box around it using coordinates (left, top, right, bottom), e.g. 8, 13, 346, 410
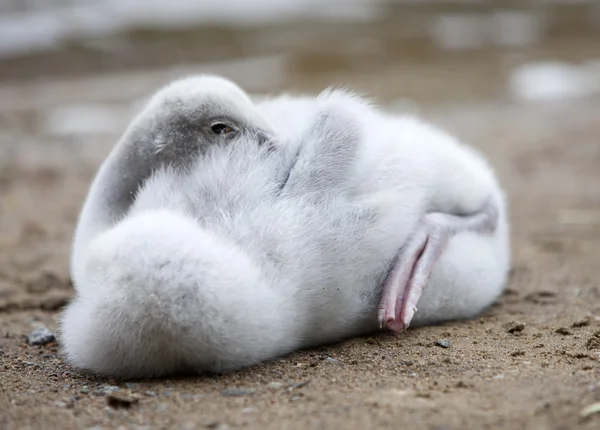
60, 76, 510, 378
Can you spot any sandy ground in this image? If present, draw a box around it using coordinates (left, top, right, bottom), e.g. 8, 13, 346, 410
1, 64, 600, 429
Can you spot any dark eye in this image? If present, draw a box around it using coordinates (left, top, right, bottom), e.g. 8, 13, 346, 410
210, 122, 234, 135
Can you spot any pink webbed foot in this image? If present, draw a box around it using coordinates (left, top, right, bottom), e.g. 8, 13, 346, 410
377, 199, 498, 333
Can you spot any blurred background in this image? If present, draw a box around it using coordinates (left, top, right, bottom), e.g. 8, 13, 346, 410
0, 0, 599, 247
1, 0, 599, 102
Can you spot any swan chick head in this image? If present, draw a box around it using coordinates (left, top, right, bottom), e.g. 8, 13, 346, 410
131, 75, 275, 161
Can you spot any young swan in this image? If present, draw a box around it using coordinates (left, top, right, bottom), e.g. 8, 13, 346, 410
61, 76, 510, 379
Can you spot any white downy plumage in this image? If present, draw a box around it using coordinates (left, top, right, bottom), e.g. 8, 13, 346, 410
60, 75, 510, 378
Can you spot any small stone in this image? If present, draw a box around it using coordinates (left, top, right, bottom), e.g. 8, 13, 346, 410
436, 339, 452, 348
524, 291, 556, 304
493, 374, 505, 380
220, 387, 256, 397
241, 407, 257, 414
325, 357, 338, 363
26, 327, 56, 346
288, 381, 310, 390
504, 321, 525, 333
106, 392, 139, 409
103, 386, 120, 394
39, 293, 70, 310
54, 400, 67, 408
587, 331, 600, 350
266, 382, 285, 390
143, 390, 157, 397
206, 422, 229, 430
572, 317, 592, 328
569, 350, 590, 359
80, 386, 90, 394
555, 327, 572, 335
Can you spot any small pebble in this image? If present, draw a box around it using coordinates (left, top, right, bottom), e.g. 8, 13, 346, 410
26, 327, 56, 346
325, 357, 338, 363
288, 381, 310, 390
436, 339, 452, 348
143, 390, 157, 397
266, 382, 285, 390
555, 327, 572, 335
504, 321, 525, 333
206, 422, 231, 430
220, 387, 256, 397
106, 392, 139, 409
572, 317, 592, 328
103, 386, 120, 394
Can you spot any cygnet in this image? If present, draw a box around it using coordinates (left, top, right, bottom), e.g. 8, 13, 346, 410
60, 75, 510, 379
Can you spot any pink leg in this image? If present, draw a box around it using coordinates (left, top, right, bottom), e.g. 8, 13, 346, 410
378, 199, 499, 333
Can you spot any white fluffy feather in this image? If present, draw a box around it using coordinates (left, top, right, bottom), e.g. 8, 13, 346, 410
60, 76, 510, 378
